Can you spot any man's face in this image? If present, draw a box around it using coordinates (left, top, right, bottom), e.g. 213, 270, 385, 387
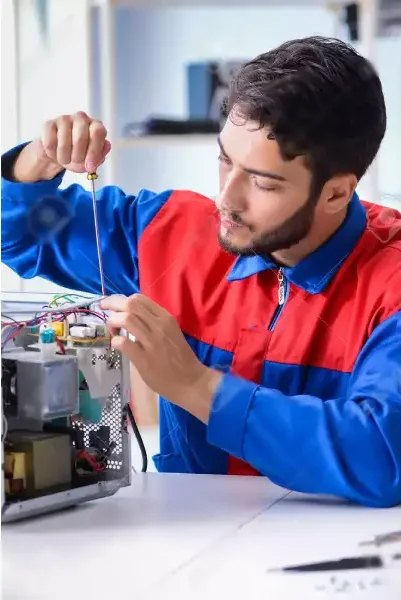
216, 115, 320, 257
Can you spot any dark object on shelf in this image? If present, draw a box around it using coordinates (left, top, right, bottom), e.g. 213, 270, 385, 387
186, 60, 247, 123
345, 3, 358, 41
345, 1, 401, 40
123, 117, 220, 138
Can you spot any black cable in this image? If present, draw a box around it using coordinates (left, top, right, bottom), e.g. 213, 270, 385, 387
1, 314, 20, 324
126, 403, 148, 472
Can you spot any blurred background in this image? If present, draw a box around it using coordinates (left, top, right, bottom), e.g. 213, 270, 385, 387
1, 0, 401, 443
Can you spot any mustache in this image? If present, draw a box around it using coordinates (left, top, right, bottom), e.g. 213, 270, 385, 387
219, 211, 247, 227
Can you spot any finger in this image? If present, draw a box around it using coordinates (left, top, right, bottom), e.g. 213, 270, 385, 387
55, 115, 73, 165
86, 120, 107, 172
100, 295, 129, 313
126, 294, 162, 318
107, 311, 150, 342
71, 112, 90, 165
41, 120, 58, 162
110, 335, 144, 366
102, 295, 155, 339
104, 139, 112, 157
92, 140, 112, 170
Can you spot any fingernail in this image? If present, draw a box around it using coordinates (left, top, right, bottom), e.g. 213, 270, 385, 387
86, 161, 96, 173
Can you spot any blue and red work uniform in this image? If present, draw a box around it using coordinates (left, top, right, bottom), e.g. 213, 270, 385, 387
2, 143, 401, 507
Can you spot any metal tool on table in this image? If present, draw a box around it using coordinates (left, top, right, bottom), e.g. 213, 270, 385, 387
87, 172, 106, 296
359, 530, 401, 548
267, 553, 401, 573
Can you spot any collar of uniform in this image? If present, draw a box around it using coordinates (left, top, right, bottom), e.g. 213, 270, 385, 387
227, 192, 367, 293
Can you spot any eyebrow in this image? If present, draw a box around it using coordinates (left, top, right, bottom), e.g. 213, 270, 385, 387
217, 136, 287, 182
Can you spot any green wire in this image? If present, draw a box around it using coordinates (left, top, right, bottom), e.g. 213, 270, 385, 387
48, 293, 93, 308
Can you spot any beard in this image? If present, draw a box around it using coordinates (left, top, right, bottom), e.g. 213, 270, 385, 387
217, 189, 319, 257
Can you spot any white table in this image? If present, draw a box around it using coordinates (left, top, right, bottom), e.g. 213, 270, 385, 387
2, 473, 401, 600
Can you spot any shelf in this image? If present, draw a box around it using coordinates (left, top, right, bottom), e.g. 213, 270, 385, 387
95, 0, 352, 7
115, 134, 218, 148
92, 0, 377, 191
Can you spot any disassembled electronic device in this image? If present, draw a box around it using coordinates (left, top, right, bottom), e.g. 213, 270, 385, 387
1, 293, 147, 523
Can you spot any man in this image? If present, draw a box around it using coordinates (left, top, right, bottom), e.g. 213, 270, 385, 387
2, 37, 401, 507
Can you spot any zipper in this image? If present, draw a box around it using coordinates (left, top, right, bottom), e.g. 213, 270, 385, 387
277, 267, 285, 306
268, 268, 288, 331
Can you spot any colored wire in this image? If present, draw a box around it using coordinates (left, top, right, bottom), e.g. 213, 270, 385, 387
55, 337, 66, 354
2, 324, 15, 337
1, 314, 20, 324
47, 293, 93, 308
1, 306, 106, 326
63, 293, 94, 302
1, 305, 108, 353
1, 325, 23, 350
2, 313, 60, 328
65, 308, 107, 321
1, 295, 107, 317
1, 304, 110, 355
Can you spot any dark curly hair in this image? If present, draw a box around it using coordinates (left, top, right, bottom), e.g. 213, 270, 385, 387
225, 36, 386, 196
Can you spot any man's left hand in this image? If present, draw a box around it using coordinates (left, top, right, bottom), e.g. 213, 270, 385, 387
100, 294, 222, 422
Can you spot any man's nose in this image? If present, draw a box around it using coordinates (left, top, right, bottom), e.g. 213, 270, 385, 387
217, 170, 247, 213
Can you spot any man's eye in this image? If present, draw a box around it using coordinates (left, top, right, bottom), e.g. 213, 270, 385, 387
255, 181, 277, 192
218, 153, 231, 164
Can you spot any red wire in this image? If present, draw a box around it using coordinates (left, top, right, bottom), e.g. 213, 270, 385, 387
55, 337, 66, 354
2, 308, 105, 328
2, 308, 108, 351
8, 326, 24, 342
77, 450, 105, 472
62, 308, 107, 321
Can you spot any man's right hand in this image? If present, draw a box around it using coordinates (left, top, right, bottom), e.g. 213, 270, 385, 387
12, 111, 111, 183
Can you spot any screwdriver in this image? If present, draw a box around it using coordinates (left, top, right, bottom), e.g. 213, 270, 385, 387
87, 172, 106, 296
267, 553, 401, 573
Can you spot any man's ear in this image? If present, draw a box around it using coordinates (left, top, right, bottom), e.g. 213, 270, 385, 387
322, 174, 358, 214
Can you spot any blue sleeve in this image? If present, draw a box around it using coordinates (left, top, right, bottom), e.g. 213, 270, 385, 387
1, 144, 172, 295
207, 312, 401, 507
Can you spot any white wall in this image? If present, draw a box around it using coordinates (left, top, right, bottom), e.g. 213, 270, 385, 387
365, 38, 401, 203
2, 0, 93, 294
1, 0, 22, 292
17, 0, 92, 143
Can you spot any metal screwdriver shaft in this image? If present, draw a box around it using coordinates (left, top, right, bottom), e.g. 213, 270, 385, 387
87, 172, 106, 296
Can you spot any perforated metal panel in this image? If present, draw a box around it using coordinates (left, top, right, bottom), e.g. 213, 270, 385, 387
73, 349, 126, 474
